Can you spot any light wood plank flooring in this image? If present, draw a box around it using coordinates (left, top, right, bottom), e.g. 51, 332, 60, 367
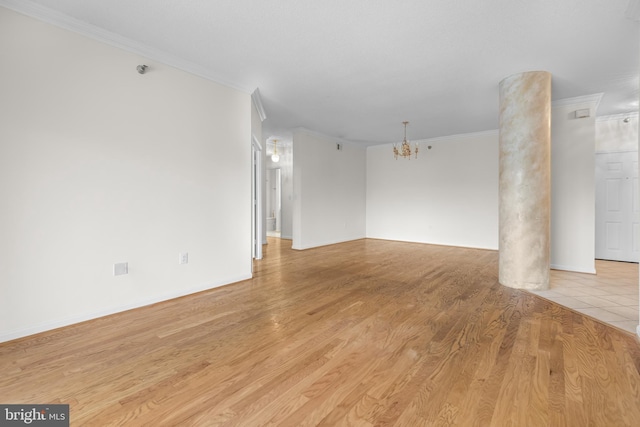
1, 238, 639, 426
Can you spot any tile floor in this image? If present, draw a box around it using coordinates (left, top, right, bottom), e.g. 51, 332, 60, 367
528, 260, 639, 334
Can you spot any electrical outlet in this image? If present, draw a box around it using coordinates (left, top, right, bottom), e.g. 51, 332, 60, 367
179, 252, 188, 265
114, 262, 128, 276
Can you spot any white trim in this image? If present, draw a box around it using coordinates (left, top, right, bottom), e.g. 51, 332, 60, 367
595, 149, 638, 155
0, 274, 251, 344
365, 237, 497, 252
637, 324, 640, 338
252, 136, 263, 260
251, 88, 267, 122
291, 127, 357, 146
0, 0, 252, 93
295, 126, 501, 148
550, 264, 597, 274
296, 98, 604, 147
596, 112, 639, 122
252, 134, 263, 152
370, 129, 499, 148
552, 93, 603, 110
292, 237, 365, 251
413, 129, 499, 145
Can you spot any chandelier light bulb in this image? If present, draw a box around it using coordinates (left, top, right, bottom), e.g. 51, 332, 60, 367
271, 139, 280, 162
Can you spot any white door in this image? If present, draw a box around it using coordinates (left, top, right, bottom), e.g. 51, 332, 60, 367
595, 151, 639, 262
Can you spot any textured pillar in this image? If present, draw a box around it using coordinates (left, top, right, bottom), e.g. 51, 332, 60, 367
499, 71, 551, 290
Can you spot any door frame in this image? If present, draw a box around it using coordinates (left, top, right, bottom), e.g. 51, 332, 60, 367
594, 149, 639, 262
252, 136, 263, 261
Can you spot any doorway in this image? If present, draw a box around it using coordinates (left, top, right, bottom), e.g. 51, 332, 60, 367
595, 151, 639, 262
252, 137, 263, 260
266, 168, 282, 238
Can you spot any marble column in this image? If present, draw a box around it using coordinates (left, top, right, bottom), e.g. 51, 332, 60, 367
498, 71, 551, 290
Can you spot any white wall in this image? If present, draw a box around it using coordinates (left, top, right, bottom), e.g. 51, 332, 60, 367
550, 100, 597, 273
280, 144, 294, 239
292, 130, 366, 249
366, 131, 499, 249
366, 105, 597, 274
0, 7, 252, 342
596, 113, 639, 153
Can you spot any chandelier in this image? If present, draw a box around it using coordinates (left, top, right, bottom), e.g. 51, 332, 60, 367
393, 121, 418, 160
393, 121, 431, 159
271, 139, 280, 163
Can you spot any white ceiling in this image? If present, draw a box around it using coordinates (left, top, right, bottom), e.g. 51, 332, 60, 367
6, 0, 640, 144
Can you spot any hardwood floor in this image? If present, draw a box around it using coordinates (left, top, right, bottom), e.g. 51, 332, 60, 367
1, 238, 639, 426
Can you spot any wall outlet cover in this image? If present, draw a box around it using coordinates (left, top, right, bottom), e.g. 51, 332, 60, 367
114, 262, 128, 276
179, 252, 189, 264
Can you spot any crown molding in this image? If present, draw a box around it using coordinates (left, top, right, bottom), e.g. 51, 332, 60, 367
412, 129, 499, 145
0, 0, 252, 93
596, 111, 639, 122
251, 88, 267, 122
293, 126, 501, 147
552, 93, 603, 110
370, 129, 499, 148
291, 127, 359, 146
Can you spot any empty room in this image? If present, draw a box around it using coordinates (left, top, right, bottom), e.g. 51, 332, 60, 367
1, 1, 640, 425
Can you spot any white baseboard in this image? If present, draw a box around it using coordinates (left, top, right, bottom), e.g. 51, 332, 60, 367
364, 235, 498, 251
550, 264, 597, 274
292, 236, 365, 250
0, 274, 251, 344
